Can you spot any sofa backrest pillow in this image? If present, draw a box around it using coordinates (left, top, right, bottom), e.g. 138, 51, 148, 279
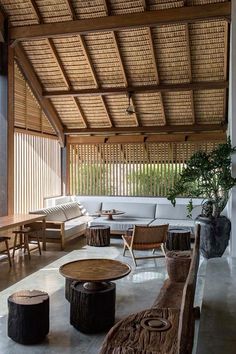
101, 201, 156, 219
155, 204, 202, 220
60, 202, 82, 220
30, 206, 67, 222
76, 200, 102, 215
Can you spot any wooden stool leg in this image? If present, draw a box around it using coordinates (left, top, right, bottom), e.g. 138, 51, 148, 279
36, 232, 42, 255
24, 235, 31, 260
4, 239, 12, 267
12, 233, 18, 259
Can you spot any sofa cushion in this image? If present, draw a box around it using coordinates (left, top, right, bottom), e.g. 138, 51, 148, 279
60, 202, 82, 220
101, 202, 156, 219
76, 200, 102, 215
149, 218, 194, 232
155, 204, 189, 220
30, 206, 67, 222
89, 217, 153, 232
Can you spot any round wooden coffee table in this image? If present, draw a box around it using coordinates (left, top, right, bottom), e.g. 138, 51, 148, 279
59, 258, 131, 333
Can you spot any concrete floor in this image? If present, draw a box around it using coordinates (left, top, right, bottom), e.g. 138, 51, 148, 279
0, 236, 206, 354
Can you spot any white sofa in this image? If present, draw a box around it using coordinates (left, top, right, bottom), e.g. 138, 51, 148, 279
43, 196, 203, 236
30, 202, 93, 250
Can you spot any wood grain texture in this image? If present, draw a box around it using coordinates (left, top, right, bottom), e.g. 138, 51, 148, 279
8, 290, 49, 344
70, 281, 116, 334
59, 258, 131, 282
87, 226, 110, 246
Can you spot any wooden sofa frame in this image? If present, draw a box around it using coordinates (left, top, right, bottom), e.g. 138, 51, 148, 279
99, 224, 201, 354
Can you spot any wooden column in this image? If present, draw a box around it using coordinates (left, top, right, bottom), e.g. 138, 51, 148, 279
61, 142, 67, 196
0, 35, 14, 216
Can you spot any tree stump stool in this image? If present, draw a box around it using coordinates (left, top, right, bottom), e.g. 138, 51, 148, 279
167, 229, 191, 251
87, 225, 110, 246
166, 251, 192, 282
70, 281, 116, 334
65, 278, 77, 302
8, 290, 49, 344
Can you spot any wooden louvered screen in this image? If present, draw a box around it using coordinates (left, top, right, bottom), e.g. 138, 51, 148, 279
14, 63, 56, 135
14, 132, 61, 213
68, 141, 221, 197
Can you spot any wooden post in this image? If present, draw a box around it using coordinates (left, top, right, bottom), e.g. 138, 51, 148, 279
0, 24, 14, 216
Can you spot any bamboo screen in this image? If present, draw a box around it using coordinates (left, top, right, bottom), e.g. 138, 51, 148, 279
14, 132, 61, 213
68, 141, 221, 197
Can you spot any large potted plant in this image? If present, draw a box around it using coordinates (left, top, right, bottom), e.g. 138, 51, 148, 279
167, 139, 236, 259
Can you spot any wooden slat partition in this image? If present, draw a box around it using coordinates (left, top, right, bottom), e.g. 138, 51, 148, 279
68, 141, 222, 197
14, 131, 61, 213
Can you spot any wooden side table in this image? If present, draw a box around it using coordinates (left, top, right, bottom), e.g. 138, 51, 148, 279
87, 225, 110, 246
167, 229, 191, 251
59, 258, 131, 333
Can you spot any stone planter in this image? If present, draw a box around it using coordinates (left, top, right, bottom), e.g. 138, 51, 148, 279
195, 215, 231, 259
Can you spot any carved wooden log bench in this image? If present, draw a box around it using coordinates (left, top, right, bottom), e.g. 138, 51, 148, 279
99, 224, 200, 354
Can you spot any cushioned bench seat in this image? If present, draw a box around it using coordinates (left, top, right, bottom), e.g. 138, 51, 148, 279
90, 217, 154, 232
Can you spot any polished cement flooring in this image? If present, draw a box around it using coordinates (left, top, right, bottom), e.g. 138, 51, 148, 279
0, 236, 207, 354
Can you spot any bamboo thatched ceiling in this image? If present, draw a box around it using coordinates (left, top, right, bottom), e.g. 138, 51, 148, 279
0, 0, 230, 145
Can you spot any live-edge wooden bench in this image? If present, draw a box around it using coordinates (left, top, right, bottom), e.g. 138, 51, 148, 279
99, 224, 201, 354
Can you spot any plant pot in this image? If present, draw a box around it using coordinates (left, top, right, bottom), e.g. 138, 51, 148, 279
195, 215, 231, 259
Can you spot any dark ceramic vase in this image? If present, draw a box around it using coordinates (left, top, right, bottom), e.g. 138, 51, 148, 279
195, 215, 231, 259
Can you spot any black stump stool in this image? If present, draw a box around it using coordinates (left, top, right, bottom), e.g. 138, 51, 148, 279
87, 225, 110, 246
8, 290, 49, 344
70, 281, 116, 334
167, 228, 191, 251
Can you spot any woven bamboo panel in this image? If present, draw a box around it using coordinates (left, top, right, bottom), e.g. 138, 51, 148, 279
152, 24, 190, 83
69, 141, 223, 196
71, 0, 107, 19
14, 132, 61, 213
0, 0, 37, 26
52, 36, 97, 89
132, 92, 166, 126
148, 0, 184, 10
14, 64, 56, 135
35, 0, 71, 23
162, 92, 193, 125
189, 20, 226, 81
194, 89, 225, 124
188, 0, 228, 5
77, 96, 111, 128
105, 95, 139, 127
83, 32, 126, 87
50, 97, 86, 129
108, 0, 144, 15
22, 39, 68, 91
116, 28, 157, 86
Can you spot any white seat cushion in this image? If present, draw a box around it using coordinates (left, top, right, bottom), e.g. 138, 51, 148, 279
89, 217, 154, 232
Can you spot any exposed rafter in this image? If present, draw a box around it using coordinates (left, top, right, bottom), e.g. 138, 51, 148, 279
43, 80, 228, 98
29, 0, 88, 128
64, 123, 227, 135
10, 3, 231, 43
14, 44, 65, 146
147, 27, 166, 125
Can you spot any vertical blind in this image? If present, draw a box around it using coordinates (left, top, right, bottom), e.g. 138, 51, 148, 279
68, 141, 221, 197
14, 132, 61, 213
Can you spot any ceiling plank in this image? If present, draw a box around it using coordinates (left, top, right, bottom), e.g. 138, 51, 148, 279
185, 23, 195, 124
14, 44, 65, 146
43, 80, 228, 97
10, 3, 231, 42
64, 123, 227, 135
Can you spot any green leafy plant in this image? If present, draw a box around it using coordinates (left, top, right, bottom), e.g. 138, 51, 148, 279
167, 139, 236, 218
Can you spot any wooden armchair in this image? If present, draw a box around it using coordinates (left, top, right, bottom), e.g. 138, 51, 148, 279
122, 224, 169, 266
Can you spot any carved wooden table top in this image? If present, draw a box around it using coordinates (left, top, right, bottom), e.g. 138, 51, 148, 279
59, 258, 131, 283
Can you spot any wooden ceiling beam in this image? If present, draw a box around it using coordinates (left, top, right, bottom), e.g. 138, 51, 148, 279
73, 98, 88, 128
64, 0, 77, 20
10, 3, 230, 42
185, 23, 195, 124
43, 80, 228, 97
64, 123, 227, 135
25, 131, 228, 144
14, 44, 65, 146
